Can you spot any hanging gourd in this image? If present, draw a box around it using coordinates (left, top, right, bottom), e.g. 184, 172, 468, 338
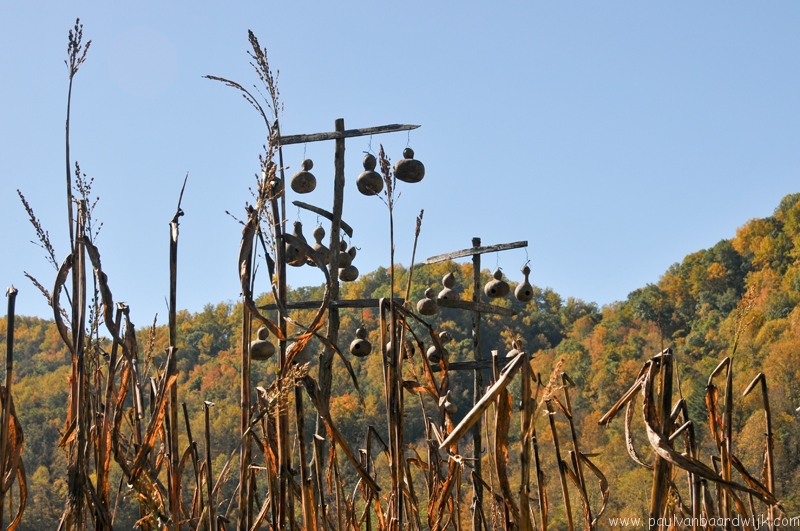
386, 338, 414, 359
484, 268, 510, 298
339, 244, 359, 282
357, 153, 384, 196
286, 221, 308, 267
515, 265, 534, 302
290, 158, 317, 194
336, 241, 352, 268
443, 391, 457, 414
393, 147, 425, 183
349, 327, 372, 357
250, 327, 275, 361
310, 225, 331, 266
416, 288, 439, 316
426, 331, 452, 364
438, 272, 459, 300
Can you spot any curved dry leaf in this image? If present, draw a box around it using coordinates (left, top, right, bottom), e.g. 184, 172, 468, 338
82, 238, 117, 339
705, 384, 723, 449
6, 461, 26, 531
564, 460, 591, 530
495, 384, 520, 524
625, 393, 653, 470
731, 454, 783, 513
52, 254, 75, 355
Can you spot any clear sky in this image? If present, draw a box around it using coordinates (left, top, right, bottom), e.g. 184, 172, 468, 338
2, 2, 800, 324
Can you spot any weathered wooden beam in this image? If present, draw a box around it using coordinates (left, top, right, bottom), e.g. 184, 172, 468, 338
437, 298, 516, 317
259, 298, 405, 311
292, 201, 354, 238
422, 240, 528, 264
278, 124, 420, 145
429, 356, 514, 373
259, 297, 512, 315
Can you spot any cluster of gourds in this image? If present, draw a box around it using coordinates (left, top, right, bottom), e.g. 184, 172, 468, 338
283, 148, 425, 284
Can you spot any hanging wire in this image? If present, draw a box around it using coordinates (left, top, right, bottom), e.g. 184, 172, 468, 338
523, 247, 531, 268
303, 142, 307, 160
406, 130, 411, 148
296, 204, 302, 222
366, 135, 375, 155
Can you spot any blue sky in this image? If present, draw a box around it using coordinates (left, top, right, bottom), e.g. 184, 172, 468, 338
2, 2, 800, 323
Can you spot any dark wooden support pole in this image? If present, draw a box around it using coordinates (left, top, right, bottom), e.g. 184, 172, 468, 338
471, 237, 483, 513
320, 118, 345, 406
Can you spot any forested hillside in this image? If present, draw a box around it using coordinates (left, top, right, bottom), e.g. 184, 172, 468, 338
3, 193, 800, 528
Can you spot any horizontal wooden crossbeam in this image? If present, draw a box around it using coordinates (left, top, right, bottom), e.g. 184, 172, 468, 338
279, 124, 420, 145
422, 240, 528, 264
437, 298, 516, 316
259, 298, 405, 311
259, 297, 515, 316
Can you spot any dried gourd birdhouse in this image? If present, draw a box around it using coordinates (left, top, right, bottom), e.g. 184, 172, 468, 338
393, 147, 425, 183
357, 153, 384, 196
349, 327, 372, 358
438, 272, 459, 300
290, 158, 316, 194
515, 265, 534, 302
285, 221, 307, 267
484, 269, 510, 298
250, 327, 275, 361
310, 225, 331, 266
416, 288, 438, 316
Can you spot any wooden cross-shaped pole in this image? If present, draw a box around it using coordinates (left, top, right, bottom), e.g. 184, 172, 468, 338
276, 120, 419, 405
422, 237, 527, 523
274, 120, 418, 531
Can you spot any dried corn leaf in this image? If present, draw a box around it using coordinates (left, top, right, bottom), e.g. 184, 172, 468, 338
625, 393, 652, 470
52, 254, 75, 355
495, 382, 520, 524
564, 460, 591, 530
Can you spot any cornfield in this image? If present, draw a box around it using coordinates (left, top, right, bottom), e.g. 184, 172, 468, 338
3, 20, 792, 531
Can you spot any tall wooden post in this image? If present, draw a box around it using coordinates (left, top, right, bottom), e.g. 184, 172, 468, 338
471, 238, 483, 514
320, 118, 345, 407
